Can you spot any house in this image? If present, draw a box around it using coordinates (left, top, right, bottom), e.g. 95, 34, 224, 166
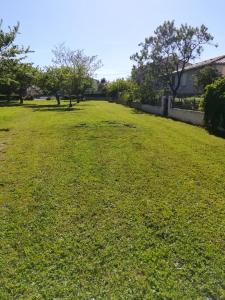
175, 55, 225, 96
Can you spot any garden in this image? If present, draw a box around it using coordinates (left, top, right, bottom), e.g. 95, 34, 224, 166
0, 100, 225, 298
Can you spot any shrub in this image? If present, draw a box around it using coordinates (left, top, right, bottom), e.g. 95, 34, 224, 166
204, 77, 225, 131
131, 64, 164, 104
106, 79, 140, 104
198, 98, 204, 111
119, 91, 129, 104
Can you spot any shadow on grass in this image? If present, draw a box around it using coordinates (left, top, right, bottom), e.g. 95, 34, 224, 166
131, 108, 163, 118
131, 108, 145, 115
0, 128, 10, 132
25, 104, 83, 112
0, 101, 21, 107
207, 128, 225, 139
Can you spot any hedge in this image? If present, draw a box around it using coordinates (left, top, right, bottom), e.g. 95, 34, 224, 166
204, 78, 225, 131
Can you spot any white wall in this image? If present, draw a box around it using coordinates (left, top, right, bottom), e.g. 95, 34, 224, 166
130, 98, 164, 116
140, 104, 164, 115
128, 97, 205, 126
168, 97, 204, 125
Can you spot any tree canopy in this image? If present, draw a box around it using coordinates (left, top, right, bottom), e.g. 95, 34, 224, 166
52, 44, 102, 106
131, 20, 216, 97
0, 20, 33, 101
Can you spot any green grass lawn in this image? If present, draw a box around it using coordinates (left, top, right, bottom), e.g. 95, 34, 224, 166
0, 100, 225, 299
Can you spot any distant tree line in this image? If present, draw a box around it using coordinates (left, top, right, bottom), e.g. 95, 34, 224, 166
1, 19, 225, 131
107, 20, 219, 104
0, 20, 103, 106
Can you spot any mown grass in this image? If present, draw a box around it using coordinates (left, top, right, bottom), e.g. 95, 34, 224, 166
0, 100, 225, 299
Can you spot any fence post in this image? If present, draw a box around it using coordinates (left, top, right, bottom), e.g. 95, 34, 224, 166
167, 96, 173, 117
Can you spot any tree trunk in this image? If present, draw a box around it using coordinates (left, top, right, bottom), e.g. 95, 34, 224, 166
19, 97, 23, 104
69, 97, 73, 107
172, 91, 177, 100
56, 95, 60, 106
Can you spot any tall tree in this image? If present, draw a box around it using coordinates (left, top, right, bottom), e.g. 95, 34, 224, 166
0, 20, 32, 100
37, 66, 71, 105
131, 20, 215, 98
0, 20, 31, 68
52, 44, 102, 106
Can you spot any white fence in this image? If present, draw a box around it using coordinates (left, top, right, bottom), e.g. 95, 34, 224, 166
141, 104, 164, 115
130, 97, 205, 126
168, 98, 204, 125
130, 98, 165, 116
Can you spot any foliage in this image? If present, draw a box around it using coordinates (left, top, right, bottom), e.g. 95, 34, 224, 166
14, 63, 37, 103
0, 20, 31, 64
107, 79, 140, 103
131, 64, 163, 103
0, 20, 32, 101
37, 66, 72, 105
173, 96, 204, 111
204, 77, 225, 130
0, 100, 225, 298
0, 67, 18, 99
97, 78, 107, 94
0, 62, 36, 102
52, 44, 102, 106
198, 97, 205, 111
131, 20, 215, 97
193, 66, 221, 94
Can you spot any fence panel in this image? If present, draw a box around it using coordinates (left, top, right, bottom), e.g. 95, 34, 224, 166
172, 96, 203, 111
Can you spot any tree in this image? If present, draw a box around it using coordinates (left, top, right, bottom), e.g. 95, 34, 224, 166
37, 66, 71, 105
131, 20, 215, 98
107, 79, 140, 103
0, 61, 36, 103
97, 78, 107, 94
0, 70, 18, 100
52, 44, 102, 107
0, 20, 32, 100
131, 64, 163, 103
107, 79, 129, 99
0, 20, 30, 61
14, 63, 37, 104
194, 66, 221, 94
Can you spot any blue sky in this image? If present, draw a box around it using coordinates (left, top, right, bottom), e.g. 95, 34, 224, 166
2, 0, 225, 80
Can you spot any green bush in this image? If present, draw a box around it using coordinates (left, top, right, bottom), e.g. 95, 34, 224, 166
107, 79, 140, 104
119, 91, 129, 103
204, 78, 225, 131
198, 98, 204, 111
